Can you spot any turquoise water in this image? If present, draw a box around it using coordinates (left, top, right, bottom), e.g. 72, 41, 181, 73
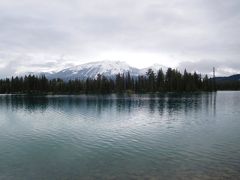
0, 92, 240, 180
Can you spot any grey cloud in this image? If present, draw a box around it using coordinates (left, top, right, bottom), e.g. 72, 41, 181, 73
0, 0, 239, 76
0, 53, 76, 78
178, 59, 240, 76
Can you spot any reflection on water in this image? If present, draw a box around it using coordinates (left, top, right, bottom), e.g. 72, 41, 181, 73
0, 93, 217, 116
0, 92, 239, 180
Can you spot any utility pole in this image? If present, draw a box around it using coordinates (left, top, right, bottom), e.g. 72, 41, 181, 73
213, 67, 215, 78
213, 67, 216, 91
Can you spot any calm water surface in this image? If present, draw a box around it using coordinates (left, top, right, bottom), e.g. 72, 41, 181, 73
0, 92, 240, 180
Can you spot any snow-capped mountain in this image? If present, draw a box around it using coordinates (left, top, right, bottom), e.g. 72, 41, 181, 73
46, 61, 139, 80
36, 61, 167, 80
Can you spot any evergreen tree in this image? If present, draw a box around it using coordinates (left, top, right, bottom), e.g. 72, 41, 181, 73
156, 69, 164, 92
0, 68, 236, 94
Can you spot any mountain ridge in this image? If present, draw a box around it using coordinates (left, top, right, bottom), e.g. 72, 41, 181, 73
215, 74, 240, 82
23, 60, 239, 81
38, 60, 167, 80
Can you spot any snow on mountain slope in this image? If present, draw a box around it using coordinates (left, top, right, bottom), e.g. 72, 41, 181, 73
46, 61, 140, 80
24, 60, 168, 80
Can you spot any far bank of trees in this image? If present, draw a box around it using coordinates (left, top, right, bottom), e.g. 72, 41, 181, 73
0, 68, 237, 94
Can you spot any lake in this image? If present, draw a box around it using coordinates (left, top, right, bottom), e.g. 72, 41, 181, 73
0, 92, 240, 180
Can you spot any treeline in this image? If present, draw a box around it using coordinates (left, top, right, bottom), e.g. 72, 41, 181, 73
0, 68, 221, 94
216, 81, 240, 91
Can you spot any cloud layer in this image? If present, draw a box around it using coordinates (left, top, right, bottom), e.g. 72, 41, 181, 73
0, 0, 239, 77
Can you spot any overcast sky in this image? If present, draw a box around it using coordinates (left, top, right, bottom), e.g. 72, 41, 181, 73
0, 0, 239, 77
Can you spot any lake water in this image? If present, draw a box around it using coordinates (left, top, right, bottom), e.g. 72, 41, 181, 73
0, 92, 240, 180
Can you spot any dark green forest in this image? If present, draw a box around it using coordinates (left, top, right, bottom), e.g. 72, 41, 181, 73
0, 68, 238, 94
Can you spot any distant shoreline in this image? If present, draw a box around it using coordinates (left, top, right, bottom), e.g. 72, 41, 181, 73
4, 91, 240, 97
1, 68, 239, 94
